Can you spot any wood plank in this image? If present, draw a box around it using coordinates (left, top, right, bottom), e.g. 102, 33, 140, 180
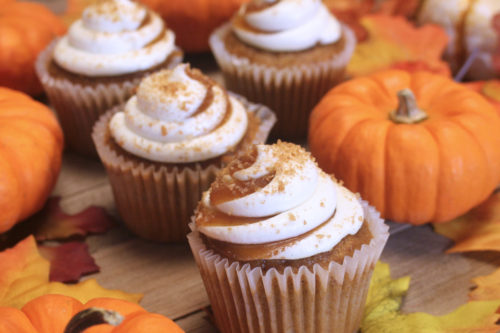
175, 310, 218, 333
53, 153, 109, 199
84, 230, 210, 319
59, 183, 114, 215
381, 225, 500, 316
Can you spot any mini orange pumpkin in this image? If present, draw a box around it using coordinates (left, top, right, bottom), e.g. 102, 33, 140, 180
309, 70, 500, 225
138, 0, 246, 52
0, 294, 184, 333
0, 88, 63, 233
0, 1, 66, 95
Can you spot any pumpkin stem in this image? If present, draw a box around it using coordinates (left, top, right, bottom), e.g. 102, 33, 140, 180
64, 307, 124, 333
389, 89, 428, 124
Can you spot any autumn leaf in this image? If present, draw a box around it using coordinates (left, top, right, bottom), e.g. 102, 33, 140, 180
0, 236, 142, 309
32, 197, 114, 241
324, 0, 420, 41
433, 191, 500, 253
362, 262, 500, 333
347, 15, 451, 78
38, 242, 99, 283
469, 268, 500, 302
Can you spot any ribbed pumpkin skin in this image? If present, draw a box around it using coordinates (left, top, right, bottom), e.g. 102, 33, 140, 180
309, 70, 500, 225
0, 295, 184, 333
0, 88, 63, 233
139, 0, 246, 52
0, 1, 66, 95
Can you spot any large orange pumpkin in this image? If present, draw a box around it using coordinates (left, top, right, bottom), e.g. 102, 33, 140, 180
309, 70, 500, 225
0, 1, 66, 95
466, 80, 500, 116
0, 88, 63, 233
139, 0, 247, 52
0, 294, 184, 333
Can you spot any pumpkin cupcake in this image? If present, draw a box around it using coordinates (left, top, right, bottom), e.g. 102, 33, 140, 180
92, 64, 276, 242
188, 141, 389, 333
209, 0, 356, 139
35, 0, 183, 157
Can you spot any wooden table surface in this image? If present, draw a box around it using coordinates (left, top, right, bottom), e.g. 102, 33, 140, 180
32, 1, 500, 331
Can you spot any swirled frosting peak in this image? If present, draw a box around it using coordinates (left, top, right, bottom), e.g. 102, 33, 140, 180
196, 142, 364, 260
232, 0, 342, 52
109, 64, 249, 163
53, 0, 176, 76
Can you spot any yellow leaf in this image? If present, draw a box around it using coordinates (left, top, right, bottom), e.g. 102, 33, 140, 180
362, 262, 500, 333
0, 236, 142, 309
347, 15, 450, 78
482, 81, 500, 103
433, 191, 500, 253
470, 268, 500, 302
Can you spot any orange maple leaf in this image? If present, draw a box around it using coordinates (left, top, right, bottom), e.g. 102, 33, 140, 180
0, 236, 142, 309
347, 15, 451, 78
470, 268, 500, 302
433, 191, 500, 253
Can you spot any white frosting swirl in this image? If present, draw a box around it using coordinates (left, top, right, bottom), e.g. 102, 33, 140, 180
53, 0, 176, 76
232, 0, 341, 52
109, 64, 248, 163
198, 143, 364, 260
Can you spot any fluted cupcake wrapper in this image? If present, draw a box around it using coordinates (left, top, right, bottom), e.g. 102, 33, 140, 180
187, 200, 389, 333
92, 95, 276, 242
209, 23, 356, 140
35, 40, 183, 157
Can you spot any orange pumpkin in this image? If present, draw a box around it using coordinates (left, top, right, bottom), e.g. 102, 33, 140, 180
0, 294, 184, 333
466, 80, 500, 116
139, 0, 246, 52
0, 88, 63, 233
309, 70, 500, 225
0, 1, 66, 95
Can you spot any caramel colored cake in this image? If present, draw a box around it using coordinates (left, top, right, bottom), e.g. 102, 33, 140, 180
210, 0, 356, 139
35, 0, 183, 157
92, 64, 276, 242
188, 142, 388, 333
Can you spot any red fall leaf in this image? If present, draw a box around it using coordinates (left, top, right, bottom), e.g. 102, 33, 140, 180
38, 242, 99, 283
32, 197, 114, 241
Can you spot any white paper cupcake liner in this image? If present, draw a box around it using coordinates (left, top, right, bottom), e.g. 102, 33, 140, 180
209, 23, 356, 139
35, 40, 183, 157
188, 200, 388, 333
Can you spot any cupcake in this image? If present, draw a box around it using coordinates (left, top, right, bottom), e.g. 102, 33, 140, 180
209, 0, 356, 139
188, 141, 388, 333
36, 0, 183, 157
92, 64, 276, 242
